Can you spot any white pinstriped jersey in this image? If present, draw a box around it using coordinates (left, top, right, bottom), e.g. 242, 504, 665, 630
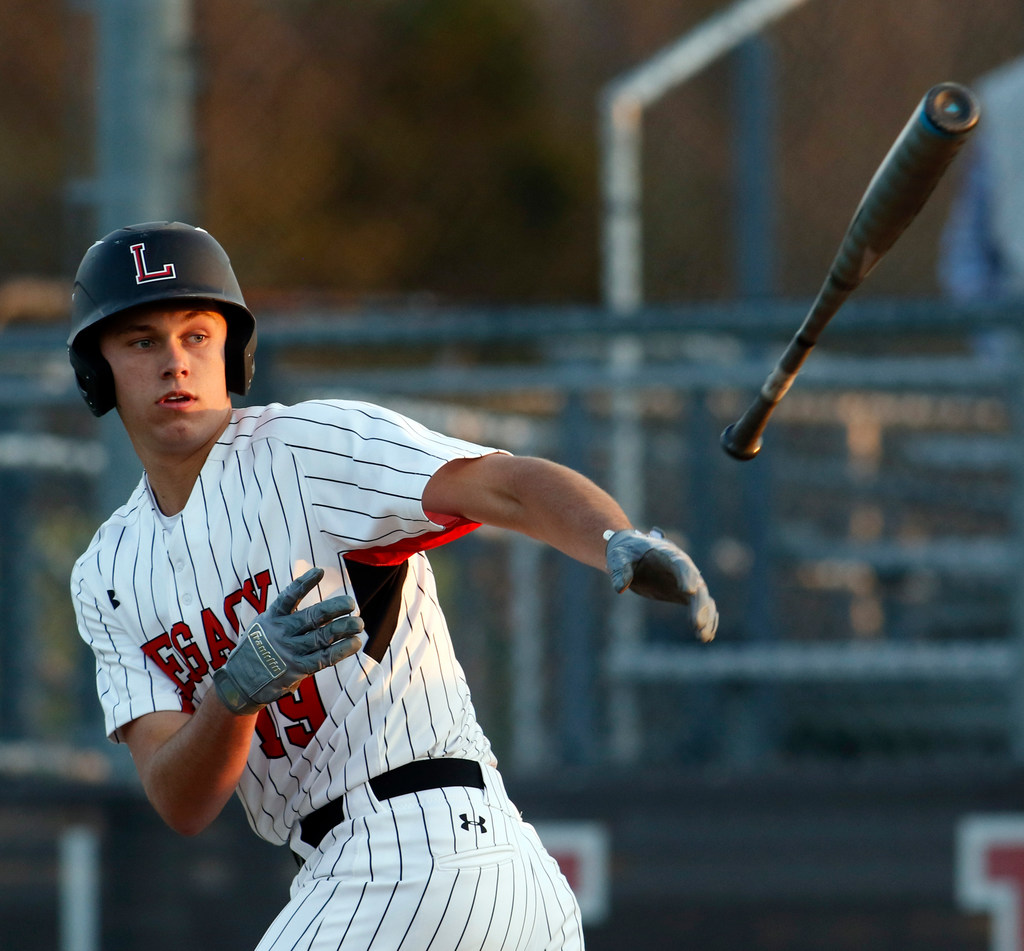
71, 399, 503, 848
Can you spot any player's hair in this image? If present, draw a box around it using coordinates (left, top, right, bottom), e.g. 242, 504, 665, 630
67, 221, 257, 416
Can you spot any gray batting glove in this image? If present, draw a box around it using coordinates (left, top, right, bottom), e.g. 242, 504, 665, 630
605, 528, 719, 643
213, 567, 364, 715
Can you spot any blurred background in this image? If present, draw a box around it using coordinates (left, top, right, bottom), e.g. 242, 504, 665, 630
5, 0, 1024, 948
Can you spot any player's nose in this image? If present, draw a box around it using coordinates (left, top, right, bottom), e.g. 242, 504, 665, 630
160, 340, 190, 378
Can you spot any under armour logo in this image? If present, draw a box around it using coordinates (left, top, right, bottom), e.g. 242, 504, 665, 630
130, 242, 176, 284
460, 814, 487, 833
107, 589, 120, 609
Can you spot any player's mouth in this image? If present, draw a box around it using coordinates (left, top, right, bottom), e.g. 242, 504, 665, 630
157, 390, 197, 408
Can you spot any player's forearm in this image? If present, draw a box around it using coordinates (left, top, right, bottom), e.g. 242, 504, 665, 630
426, 455, 631, 570
130, 700, 257, 836
504, 461, 630, 569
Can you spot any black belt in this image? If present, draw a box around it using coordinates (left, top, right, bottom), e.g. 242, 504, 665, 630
299, 758, 485, 851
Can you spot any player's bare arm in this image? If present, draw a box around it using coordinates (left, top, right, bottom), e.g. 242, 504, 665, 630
424, 453, 719, 641
424, 453, 629, 569
121, 704, 258, 836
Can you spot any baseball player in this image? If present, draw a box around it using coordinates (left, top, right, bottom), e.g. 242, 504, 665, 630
68, 221, 718, 950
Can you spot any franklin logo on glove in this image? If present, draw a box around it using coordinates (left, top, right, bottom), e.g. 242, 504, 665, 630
249, 625, 286, 679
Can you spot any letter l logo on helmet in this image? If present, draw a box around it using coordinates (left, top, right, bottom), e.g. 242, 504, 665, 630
130, 242, 177, 284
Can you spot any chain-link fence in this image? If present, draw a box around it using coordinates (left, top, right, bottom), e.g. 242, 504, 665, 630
1, 298, 1021, 777
0, 299, 1021, 951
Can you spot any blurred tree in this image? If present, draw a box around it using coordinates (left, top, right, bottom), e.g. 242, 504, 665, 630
4, 0, 1024, 303
0, 0, 69, 282
199, 0, 595, 301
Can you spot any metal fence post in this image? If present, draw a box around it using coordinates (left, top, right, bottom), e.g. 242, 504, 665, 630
0, 471, 33, 738
1006, 332, 1024, 761
558, 391, 601, 764
732, 35, 778, 298
92, 0, 197, 232
59, 825, 101, 951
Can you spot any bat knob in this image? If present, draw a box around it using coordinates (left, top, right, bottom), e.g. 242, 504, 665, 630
924, 82, 981, 136
720, 424, 762, 461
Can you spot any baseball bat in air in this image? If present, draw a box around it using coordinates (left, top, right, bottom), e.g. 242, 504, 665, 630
720, 82, 981, 461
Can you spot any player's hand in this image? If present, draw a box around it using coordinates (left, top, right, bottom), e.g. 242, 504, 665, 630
213, 567, 364, 715
604, 528, 719, 643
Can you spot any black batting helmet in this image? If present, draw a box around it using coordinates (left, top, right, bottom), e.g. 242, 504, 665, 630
68, 221, 257, 416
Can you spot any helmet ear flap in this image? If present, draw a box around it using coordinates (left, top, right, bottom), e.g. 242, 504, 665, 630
223, 305, 257, 397
68, 328, 116, 417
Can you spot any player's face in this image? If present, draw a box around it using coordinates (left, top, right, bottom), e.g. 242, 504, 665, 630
99, 303, 233, 467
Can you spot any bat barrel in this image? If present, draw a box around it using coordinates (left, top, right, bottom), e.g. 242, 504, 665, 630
830, 82, 981, 292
